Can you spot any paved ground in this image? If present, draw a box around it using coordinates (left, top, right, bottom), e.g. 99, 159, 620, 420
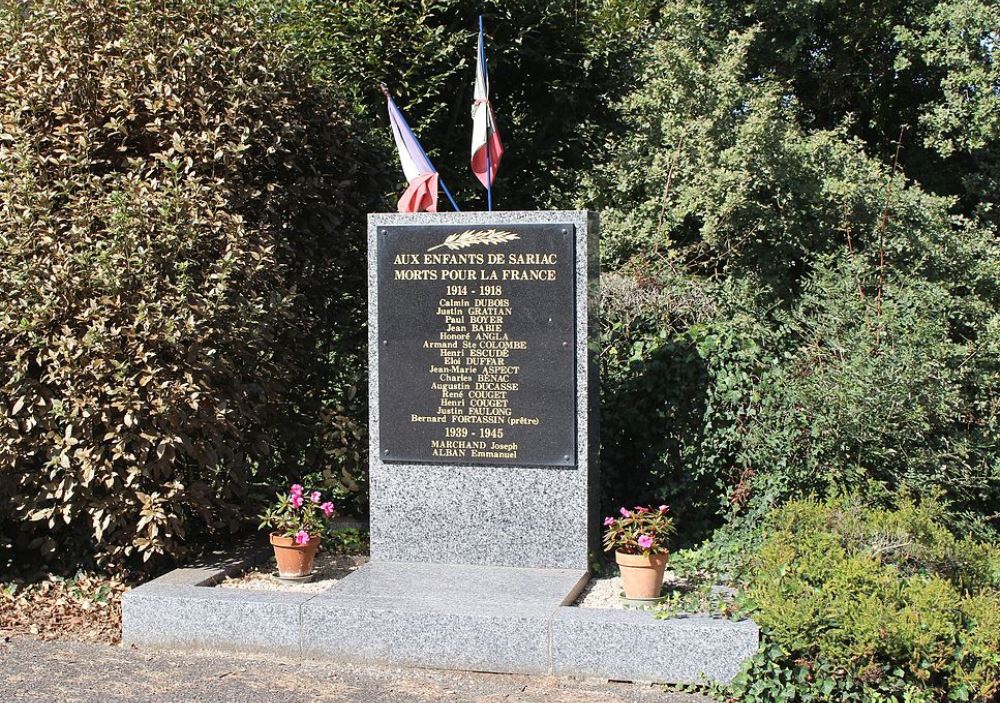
0, 637, 709, 703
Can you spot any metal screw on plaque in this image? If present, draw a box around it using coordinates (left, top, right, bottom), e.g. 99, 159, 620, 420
561, 228, 568, 234
384, 450, 390, 456
383, 340, 388, 345
562, 341, 569, 347
563, 455, 570, 461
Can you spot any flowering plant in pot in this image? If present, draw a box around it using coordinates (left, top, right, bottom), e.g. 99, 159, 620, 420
258, 484, 336, 578
602, 505, 674, 600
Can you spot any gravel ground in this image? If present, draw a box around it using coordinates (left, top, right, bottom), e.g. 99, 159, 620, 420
574, 572, 683, 609
0, 636, 710, 703
216, 552, 368, 594
574, 576, 627, 608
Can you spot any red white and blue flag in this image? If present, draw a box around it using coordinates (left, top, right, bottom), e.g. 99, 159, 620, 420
386, 91, 439, 213
471, 17, 503, 193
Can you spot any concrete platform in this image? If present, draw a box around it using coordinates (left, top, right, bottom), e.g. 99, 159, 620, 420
302, 562, 587, 674
123, 553, 758, 684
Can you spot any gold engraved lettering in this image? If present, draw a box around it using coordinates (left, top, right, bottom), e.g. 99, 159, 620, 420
387, 233, 570, 463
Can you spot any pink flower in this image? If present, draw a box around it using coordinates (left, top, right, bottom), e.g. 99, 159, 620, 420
619, 507, 630, 517
290, 494, 303, 509
603, 517, 615, 527
658, 504, 669, 513
635, 506, 650, 514
637, 534, 654, 549
290, 484, 303, 496
294, 530, 310, 545
321, 501, 335, 518
310, 491, 322, 503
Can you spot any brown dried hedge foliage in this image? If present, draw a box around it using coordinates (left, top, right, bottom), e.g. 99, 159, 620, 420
0, 0, 372, 569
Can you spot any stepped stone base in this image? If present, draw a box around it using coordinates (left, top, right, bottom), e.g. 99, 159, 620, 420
123, 553, 758, 684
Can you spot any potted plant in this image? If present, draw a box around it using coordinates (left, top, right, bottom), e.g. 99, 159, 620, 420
259, 484, 336, 578
602, 505, 674, 600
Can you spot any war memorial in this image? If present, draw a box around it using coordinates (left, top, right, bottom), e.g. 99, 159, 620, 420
122, 211, 758, 683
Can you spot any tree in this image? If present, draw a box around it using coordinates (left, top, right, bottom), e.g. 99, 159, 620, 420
592, 1, 1000, 541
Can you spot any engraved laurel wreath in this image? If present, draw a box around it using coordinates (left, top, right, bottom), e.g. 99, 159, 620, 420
427, 229, 520, 252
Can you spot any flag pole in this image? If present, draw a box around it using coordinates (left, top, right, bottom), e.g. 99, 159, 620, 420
485, 125, 494, 212
440, 179, 461, 213
480, 15, 493, 212
380, 83, 460, 212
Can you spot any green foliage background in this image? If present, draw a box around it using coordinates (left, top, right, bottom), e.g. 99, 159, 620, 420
0, 0, 376, 567
592, 0, 1000, 545
1, 0, 998, 620
259, 0, 646, 210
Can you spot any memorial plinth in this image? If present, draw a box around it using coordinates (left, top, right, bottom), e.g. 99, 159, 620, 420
367, 211, 599, 570
123, 548, 759, 683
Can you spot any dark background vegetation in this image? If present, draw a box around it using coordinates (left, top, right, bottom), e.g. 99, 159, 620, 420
1, 0, 996, 566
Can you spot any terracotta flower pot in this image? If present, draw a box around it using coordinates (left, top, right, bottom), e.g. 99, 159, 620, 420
270, 532, 320, 578
616, 550, 668, 599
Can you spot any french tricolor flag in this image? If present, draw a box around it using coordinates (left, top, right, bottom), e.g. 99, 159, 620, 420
470, 17, 503, 197
386, 90, 439, 213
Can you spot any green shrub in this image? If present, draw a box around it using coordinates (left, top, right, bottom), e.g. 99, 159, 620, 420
0, 0, 370, 569
591, 2, 1000, 541
598, 270, 723, 544
723, 496, 1000, 702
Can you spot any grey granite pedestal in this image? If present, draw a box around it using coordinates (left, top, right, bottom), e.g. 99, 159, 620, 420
123, 552, 759, 684
366, 211, 601, 571
302, 562, 589, 674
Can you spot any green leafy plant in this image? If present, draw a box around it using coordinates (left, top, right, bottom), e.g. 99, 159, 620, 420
0, 0, 371, 570
325, 528, 370, 556
261, 0, 650, 210
258, 485, 337, 544
602, 505, 675, 555
654, 573, 751, 621
716, 496, 1000, 702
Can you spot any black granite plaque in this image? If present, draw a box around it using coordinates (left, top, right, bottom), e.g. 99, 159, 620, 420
377, 223, 576, 467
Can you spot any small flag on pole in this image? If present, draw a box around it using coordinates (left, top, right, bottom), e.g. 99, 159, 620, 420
384, 85, 459, 213
471, 16, 503, 210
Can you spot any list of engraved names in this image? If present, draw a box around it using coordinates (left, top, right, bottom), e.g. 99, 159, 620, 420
377, 225, 576, 467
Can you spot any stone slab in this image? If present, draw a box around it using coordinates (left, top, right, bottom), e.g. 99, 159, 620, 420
318, 560, 590, 607
122, 585, 311, 653
551, 607, 759, 684
300, 562, 587, 673
367, 211, 599, 570
301, 596, 555, 674
122, 557, 758, 683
